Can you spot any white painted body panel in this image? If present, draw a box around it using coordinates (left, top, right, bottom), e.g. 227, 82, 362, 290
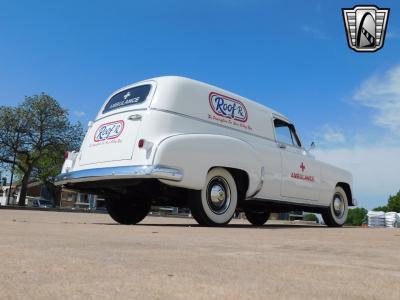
62, 76, 353, 207
280, 146, 320, 202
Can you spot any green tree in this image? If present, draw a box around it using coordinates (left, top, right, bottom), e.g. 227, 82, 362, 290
387, 191, 400, 212
0, 94, 83, 206
345, 207, 368, 226
371, 191, 400, 213
372, 206, 388, 212
15, 148, 69, 206
304, 213, 319, 223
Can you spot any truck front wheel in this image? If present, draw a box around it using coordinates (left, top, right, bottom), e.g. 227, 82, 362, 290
189, 168, 238, 226
322, 186, 349, 227
105, 195, 151, 225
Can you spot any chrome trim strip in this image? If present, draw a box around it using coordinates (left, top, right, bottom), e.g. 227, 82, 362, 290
54, 165, 183, 186
151, 108, 306, 154
150, 108, 277, 143
248, 198, 328, 208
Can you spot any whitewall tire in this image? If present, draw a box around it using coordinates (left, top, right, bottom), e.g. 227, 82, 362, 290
189, 168, 238, 226
322, 186, 349, 227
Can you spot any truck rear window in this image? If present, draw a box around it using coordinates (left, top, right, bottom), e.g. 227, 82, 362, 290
103, 85, 151, 113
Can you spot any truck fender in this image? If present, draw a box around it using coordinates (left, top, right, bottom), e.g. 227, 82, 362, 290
153, 134, 263, 197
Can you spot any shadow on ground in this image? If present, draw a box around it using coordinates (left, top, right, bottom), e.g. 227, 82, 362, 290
91, 222, 327, 229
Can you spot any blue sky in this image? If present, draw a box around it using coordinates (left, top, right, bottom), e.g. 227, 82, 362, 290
0, 0, 399, 209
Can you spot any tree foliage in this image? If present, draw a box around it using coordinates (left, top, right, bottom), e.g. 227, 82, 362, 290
304, 213, 319, 223
372, 191, 400, 213
0, 94, 83, 205
372, 206, 388, 212
387, 191, 400, 213
345, 207, 368, 226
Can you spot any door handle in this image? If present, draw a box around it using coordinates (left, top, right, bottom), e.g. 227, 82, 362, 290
128, 114, 142, 121
278, 143, 286, 149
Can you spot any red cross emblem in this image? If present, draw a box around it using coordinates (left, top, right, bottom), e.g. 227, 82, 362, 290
300, 162, 306, 172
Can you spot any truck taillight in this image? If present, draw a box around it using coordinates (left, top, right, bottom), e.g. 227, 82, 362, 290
138, 139, 145, 148
64, 151, 69, 160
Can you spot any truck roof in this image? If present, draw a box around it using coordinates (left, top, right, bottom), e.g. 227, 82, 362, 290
121, 76, 290, 122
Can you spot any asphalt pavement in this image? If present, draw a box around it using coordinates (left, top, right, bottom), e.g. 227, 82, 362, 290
0, 209, 399, 300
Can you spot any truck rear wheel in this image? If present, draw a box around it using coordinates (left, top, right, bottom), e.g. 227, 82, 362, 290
105, 195, 151, 225
322, 186, 348, 227
189, 168, 238, 226
245, 209, 270, 226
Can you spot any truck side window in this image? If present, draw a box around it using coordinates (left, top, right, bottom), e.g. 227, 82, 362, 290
273, 119, 301, 147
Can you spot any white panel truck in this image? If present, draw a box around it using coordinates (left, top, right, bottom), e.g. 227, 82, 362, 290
55, 76, 355, 227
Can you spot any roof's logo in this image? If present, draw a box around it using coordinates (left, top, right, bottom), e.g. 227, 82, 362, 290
94, 120, 125, 142
209, 92, 248, 122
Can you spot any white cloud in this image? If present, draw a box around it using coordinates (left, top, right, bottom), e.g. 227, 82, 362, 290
73, 110, 86, 117
322, 125, 345, 144
314, 147, 400, 209
301, 25, 328, 40
353, 65, 400, 134
313, 125, 346, 146
311, 65, 400, 210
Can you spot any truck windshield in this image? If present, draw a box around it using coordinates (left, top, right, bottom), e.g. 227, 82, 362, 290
103, 84, 151, 114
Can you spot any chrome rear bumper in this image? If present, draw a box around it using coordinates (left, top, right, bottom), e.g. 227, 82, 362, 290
54, 165, 183, 186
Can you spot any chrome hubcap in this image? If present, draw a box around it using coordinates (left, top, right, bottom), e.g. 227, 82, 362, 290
210, 184, 226, 207
333, 193, 345, 218
206, 177, 231, 215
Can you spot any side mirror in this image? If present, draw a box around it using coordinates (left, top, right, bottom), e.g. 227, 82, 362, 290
308, 142, 316, 151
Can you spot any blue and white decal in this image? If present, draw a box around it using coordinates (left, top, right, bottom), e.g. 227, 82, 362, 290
209, 92, 248, 122
94, 120, 125, 142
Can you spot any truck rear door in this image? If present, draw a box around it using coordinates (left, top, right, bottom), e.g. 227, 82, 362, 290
78, 84, 154, 166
